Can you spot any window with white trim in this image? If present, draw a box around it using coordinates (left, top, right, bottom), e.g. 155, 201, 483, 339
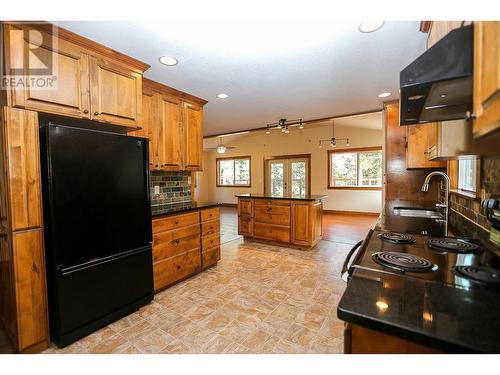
458, 159, 477, 192
216, 156, 251, 187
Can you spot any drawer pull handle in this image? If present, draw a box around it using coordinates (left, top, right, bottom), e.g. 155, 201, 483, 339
172, 239, 180, 245
174, 220, 179, 225
176, 265, 181, 270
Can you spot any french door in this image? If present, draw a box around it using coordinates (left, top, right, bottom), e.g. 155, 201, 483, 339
265, 155, 310, 197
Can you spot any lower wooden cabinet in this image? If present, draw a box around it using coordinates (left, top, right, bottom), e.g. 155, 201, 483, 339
237, 198, 323, 249
152, 207, 220, 292
344, 323, 442, 354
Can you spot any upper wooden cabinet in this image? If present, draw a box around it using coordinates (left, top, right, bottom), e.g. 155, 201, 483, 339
473, 21, 500, 138
2, 22, 149, 130
137, 79, 207, 172
89, 56, 142, 128
405, 124, 446, 169
182, 102, 203, 171
158, 94, 183, 170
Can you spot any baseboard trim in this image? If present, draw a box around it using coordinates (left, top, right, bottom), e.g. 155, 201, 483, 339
324, 209, 380, 217
219, 203, 237, 208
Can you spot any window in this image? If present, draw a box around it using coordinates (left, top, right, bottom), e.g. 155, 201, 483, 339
328, 147, 382, 189
216, 156, 251, 187
458, 159, 477, 192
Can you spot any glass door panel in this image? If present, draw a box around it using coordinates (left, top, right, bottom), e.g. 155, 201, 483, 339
267, 160, 286, 197
290, 159, 308, 197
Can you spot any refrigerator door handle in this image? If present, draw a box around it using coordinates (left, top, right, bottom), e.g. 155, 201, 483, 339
59, 246, 151, 276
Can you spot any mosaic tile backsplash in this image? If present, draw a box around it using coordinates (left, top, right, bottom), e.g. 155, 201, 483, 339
449, 156, 499, 242
150, 171, 192, 206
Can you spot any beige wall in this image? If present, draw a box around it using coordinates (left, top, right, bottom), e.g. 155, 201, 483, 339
196, 123, 383, 213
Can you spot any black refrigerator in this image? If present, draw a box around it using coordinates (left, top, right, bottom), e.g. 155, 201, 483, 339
39, 118, 154, 347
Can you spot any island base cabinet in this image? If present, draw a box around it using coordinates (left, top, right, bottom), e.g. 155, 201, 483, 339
237, 197, 323, 249
344, 323, 442, 354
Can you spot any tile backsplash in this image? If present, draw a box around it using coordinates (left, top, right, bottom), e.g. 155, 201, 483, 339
448, 156, 499, 242
150, 171, 192, 206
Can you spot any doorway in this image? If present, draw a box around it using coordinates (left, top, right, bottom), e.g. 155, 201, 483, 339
264, 154, 311, 197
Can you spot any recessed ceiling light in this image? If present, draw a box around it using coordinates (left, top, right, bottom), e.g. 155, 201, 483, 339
378, 92, 391, 98
359, 20, 385, 33
216, 93, 229, 99
159, 56, 178, 66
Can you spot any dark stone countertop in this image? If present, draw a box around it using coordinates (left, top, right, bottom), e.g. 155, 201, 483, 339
337, 199, 500, 353
376, 199, 459, 238
338, 268, 500, 353
151, 201, 220, 218
235, 193, 327, 201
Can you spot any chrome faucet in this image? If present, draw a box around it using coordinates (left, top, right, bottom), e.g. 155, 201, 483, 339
421, 171, 450, 230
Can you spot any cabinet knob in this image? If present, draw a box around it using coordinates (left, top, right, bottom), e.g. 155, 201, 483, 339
83, 109, 89, 114
94, 111, 99, 116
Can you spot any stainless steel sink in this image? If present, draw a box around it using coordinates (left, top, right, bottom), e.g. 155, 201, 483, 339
393, 207, 444, 219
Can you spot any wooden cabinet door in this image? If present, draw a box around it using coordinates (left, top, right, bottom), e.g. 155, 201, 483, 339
406, 125, 446, 169
182, 102, 203, 171
473, 21, 500, 138
130, 91, 156, 168
12, 229, 48, 352
5, 24, 91, 119
291, 202, 311, 246
89, 56, 142, 129
2, 108, 42, 230
238, 217, 253, 236
238, 199, 253, 216
159, 94, 183, 170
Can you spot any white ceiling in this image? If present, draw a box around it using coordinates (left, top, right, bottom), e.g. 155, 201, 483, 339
56, 20, 425, 136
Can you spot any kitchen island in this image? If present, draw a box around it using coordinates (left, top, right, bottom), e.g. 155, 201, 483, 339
236, 194, 327, 249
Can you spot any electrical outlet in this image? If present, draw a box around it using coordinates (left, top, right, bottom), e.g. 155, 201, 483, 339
154, 185, 160, 194
188, 175, 192, 184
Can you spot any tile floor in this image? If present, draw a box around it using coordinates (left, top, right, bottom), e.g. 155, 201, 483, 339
43, 238, 351, 354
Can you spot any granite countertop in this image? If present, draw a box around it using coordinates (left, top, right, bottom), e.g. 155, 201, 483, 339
338, 268, 500, 353
337, 199, 500, 353
151, 201, 220, 217
235, 193, 328, 201
376, 199, 455, 238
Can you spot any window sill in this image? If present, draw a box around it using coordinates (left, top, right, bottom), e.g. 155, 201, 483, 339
327, 186, 382, 191
450, 189, 480, 200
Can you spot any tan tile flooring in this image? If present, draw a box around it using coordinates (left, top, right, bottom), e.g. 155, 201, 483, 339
43, 238, 350, 354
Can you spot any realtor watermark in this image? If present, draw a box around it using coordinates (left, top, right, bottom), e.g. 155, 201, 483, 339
1, 22, 59, 90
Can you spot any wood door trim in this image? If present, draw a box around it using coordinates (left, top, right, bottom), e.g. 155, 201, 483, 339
263, 154, 311, 196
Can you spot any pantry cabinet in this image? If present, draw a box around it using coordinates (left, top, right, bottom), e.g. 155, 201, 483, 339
138, 79, 207, 172
473, 21, 500, 138
2, 22, 148, 130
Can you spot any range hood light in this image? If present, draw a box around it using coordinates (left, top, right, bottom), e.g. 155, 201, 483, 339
408, 95, 425, 101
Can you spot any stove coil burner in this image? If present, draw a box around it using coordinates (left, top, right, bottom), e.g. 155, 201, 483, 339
454, 266, 500, 287
378, 232, 416, 244
372, 251, 437, 273
428, 238, 480, 253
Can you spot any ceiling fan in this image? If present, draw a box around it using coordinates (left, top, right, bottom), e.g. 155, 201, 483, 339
205, 137, 237, 154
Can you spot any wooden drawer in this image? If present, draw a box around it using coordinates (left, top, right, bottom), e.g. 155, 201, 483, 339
254, 210, 290, 226
254, 205, 291, 218
202, 247, 220, 269
238, 217, 253, 236
238, 199, 253, 216
201, 219, 220, 237
201, 207, 220, 222
253, 222, 290, 243
152, 212, 199, 233
153, 248, 201, 291
253, 199, 290, 206
153, 224, 200, 262
202, 233, 220, 251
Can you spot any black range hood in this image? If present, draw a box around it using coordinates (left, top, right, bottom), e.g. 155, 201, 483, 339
399, 24, 473, 126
